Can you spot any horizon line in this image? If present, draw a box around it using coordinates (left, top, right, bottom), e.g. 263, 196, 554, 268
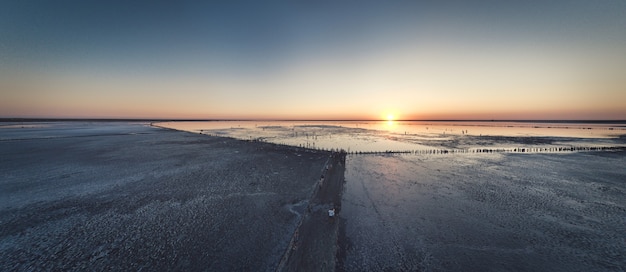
2, 118, 626, 124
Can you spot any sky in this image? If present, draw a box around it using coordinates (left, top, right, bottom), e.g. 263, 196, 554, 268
1, 1, 625, 120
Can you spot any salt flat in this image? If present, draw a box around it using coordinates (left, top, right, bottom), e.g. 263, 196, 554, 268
0, 123, 329, 271
339, 152, 626, 271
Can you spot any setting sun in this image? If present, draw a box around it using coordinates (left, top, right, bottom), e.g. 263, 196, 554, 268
384, 111, 402, 121
1, 2, 626, 121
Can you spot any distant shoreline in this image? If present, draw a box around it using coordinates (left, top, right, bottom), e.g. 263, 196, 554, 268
1, 118, 625, 124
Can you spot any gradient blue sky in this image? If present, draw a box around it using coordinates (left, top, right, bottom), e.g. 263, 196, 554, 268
1, 1, 625, 119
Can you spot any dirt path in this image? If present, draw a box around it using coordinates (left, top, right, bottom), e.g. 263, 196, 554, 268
277, 151, 347, 272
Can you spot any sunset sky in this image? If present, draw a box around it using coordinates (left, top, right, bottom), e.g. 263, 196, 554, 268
1, 1, 625, 120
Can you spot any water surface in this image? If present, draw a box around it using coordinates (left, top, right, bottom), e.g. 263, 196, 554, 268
157, 121, 626, 153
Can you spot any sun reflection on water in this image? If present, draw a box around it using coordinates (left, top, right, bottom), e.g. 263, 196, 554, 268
156, 121, 626, 153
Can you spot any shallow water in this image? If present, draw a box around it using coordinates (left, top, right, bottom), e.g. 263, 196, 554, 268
157, 121, 626, 153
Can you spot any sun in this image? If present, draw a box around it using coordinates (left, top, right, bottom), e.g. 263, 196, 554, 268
384, 112, 397, 126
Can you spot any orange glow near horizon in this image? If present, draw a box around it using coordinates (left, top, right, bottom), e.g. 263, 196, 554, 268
2, 2, 626, 120
1, 41, 626, 120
